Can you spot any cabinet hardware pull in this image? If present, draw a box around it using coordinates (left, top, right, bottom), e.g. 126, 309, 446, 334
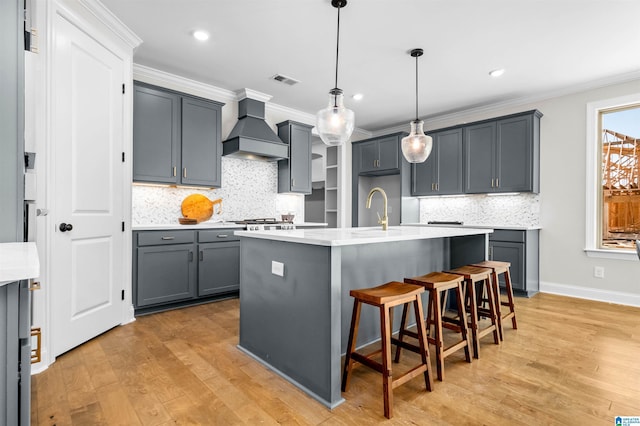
172, 166, 177, 177
199, 251, 203, 261
161, 236, 175, 240
189, 251, 193, 262
496, 178, 499, 187
183, 168, 187, 178
436, 182, 439, 191
491, 178, 494, 188
217, 234, 228, 238
29, 281, 41, 291
431, 183, 434, 191
292, 179, 295, 187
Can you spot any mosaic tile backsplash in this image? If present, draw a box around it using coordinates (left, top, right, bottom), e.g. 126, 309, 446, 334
419, 193, 541, 227
132, 157, 304, 226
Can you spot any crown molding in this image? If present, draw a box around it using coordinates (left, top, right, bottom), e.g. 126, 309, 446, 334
236, 88, 272, 103
375, 69, 640, 135
133, 64, 237, 102
78, 0, 142, 49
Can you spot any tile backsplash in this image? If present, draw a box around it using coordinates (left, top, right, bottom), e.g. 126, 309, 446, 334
419, 193, 540, 227
132, 157, 304, 226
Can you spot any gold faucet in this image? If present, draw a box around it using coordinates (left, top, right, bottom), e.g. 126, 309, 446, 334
365, 187, 388, 231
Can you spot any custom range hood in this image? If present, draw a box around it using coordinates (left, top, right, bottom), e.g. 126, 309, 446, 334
222, 97, 289, 161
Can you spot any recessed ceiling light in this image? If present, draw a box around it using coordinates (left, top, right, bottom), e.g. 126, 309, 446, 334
193, 30, 210, 41
489, 68, 505, 77
352, 93, 364, 101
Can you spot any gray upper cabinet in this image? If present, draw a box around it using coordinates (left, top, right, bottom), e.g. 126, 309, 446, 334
412, 128, 463, 196
277, 120, 313, 194
181, 97, 223, 187
133, 82, 224, 187
464, 110, 542, 193
355, 134, 403, 176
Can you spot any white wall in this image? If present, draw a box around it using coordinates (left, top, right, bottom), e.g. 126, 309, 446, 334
413, 78, 640, 304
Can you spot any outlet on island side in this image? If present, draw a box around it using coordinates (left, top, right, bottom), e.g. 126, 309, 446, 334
272, 261, 284, 277
594, 266, 605, 279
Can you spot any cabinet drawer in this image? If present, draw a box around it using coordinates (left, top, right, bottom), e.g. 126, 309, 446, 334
198, 229, 241, 243
137, 230, 195, 246
489, 229, 525, 243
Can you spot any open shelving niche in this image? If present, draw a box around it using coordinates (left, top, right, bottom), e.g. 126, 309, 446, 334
325, 146, 339, 228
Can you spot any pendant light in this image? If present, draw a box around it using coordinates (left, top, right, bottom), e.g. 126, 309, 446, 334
401, 48, 432, 163
316, 0, 355, 146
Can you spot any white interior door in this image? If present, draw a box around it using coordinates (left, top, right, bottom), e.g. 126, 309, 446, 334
51, 14, 125, 357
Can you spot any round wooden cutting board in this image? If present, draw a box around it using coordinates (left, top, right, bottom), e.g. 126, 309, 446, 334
181, 194, 222, 223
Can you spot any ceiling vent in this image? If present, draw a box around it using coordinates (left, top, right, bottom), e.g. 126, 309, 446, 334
271, 74, 300, 86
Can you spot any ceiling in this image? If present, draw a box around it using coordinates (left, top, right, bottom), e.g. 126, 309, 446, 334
101, 0, 640, 132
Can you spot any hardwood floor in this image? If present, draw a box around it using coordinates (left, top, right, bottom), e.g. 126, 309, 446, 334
32, 293, 640, 425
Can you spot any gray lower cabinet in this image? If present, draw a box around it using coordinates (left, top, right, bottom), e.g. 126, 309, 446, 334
488, 229, 539, 297
198, 230, 240, 296
133, 229, 241, 314
1, 281, 31, 426
133, 82, 224, 187
277, 120, 313, 194
412, 128, 463, 196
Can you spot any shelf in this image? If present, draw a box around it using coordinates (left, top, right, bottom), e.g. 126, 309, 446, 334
325, 187, 337, 191
326, 166, 338, 189
326, 146, 338, 167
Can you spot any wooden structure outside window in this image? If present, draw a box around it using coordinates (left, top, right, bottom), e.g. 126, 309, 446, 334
602, 129, 639, 248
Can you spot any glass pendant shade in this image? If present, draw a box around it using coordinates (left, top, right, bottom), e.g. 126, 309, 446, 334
401, 120, 432, 163
316, 89, 355, 146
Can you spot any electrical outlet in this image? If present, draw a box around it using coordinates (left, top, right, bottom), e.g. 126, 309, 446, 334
271, 261, 284, 277
594, 266, 605, 278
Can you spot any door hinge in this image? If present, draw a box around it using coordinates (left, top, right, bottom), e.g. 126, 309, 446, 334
122, 152, 125, 162
121, 289, 125, 300
122, 83, 125, 94
122, 221, 125, 232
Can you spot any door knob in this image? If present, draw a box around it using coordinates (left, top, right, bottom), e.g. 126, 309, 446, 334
59, 223, 73, 232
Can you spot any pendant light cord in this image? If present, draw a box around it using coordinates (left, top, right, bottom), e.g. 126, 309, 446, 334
333, 4, 341, 107
415, 53, 419, 121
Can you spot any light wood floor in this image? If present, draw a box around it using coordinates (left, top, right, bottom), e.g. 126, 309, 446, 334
32, 292, 640, 425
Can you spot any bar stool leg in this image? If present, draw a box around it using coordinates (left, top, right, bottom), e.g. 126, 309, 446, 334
380, 304, 393, 419
465, 279, 480, 359
503, 268, 518, 329
489, 269, 505, 341
431, 289, 445, 381
393, 303, 409, 363
483, 277, 500, 345
342, 299, 361, 392
454, 281, 472, 363
414, 296, 434, 391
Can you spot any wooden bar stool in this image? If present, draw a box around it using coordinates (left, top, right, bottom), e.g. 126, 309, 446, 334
445, 265, 500, 358
471, 260, 517, 341
342, 281, 434, 419
396, 272, 472, 381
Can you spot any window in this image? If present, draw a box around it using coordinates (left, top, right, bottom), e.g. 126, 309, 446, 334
586, 94, 640, 260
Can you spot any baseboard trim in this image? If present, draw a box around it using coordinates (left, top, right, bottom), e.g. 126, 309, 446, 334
540, 281, 640, 308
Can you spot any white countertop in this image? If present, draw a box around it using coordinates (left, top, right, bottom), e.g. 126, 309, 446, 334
235, 226, 493, 247
0, 242, 40, 286
402, 223, 542, 231
133, 222, 328, 231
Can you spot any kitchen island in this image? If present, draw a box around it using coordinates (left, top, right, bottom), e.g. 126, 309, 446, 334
235, 226, 492, 408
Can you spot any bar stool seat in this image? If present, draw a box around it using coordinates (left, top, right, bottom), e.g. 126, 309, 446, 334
471, 260, 517, 340
445, 265, 500, 358
396, 272, 472, 381
342, 281, 434, 419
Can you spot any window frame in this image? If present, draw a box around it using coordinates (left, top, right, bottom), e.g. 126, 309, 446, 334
585, 93, 640, 261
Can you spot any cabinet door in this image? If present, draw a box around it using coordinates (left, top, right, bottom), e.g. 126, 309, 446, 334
290, 124, 312, 193
411, 144, 437, 195
464, 122, 496, 193
377, 136, 400, 171
489, 241, 525, 291
181, 97, 222, 187
137, 244, 196, 307
198, 241, 240, 296
359, 140, 379, 173
496, 114, 533, 192
435, 128, 464, 195
133, 84, 180, 184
